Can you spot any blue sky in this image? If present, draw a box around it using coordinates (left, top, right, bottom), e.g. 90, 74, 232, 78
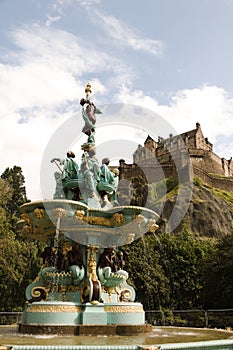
1, 0, 233, 199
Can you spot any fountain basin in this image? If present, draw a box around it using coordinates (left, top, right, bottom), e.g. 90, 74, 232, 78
1, 326, 233, 349
18, 200, 159, 247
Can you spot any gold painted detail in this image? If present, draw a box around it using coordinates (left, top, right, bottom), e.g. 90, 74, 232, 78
45, 271, 72, 277
29, 305, 83, 313
126, 233, 135, 244
146, 218, 159, 232
20, 212, 30, 222
75, 210, 85, 221
112, 213, 124, 224
52, 207, 66, 218
22, 224, 33, 235
19, 212, 33, 235
85, 82, 92, 96
133, 214, 145, 224
74, 211, 125, 227
87, 245, 98, 281
104, 305, 143, 313
31, 286, 48, 300
34, 208, 45, 219
116, 288, 133, 302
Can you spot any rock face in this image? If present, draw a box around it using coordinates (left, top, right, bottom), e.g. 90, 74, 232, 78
155, 183, 233, 238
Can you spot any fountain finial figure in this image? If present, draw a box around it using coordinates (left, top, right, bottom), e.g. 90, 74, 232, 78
80, 82, 102, 146
85, 81, 92, 100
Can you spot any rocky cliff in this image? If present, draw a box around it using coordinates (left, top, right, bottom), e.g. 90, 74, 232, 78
151, 180, 233, 238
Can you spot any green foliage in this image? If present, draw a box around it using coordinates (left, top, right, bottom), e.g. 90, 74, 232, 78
203, 232, 233, 309
0, 235, 42, 311
193, 177, 203, 186
123, 234, 170, 310
156, 229, 212, 309
212, 187, 233, 206
123, 228, 214, 311
0, 168, 41, 311
1, 166, 29, 230
0, 178, 13, 236
147, 177, 178, 207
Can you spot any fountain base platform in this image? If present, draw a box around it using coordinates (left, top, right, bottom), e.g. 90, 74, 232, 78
19, 301, 151, 335
19, 323, 152, 336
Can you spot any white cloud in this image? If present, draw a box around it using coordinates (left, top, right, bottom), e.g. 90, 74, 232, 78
10, 25, 112, 73
91, 11, 164, 56
116, 84, 233, 158
79, 0, 101, 6
48, 0, 72, 14
46, 15, 61, 27
0, 110, 68, 200
49, 0, 164, 56
0, 24, 130, 118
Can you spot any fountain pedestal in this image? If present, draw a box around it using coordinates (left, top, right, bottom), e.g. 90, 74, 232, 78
20, 300, 151, 335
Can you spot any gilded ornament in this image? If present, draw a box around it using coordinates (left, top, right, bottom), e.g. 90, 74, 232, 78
52, 207, 66, 218
60, 285, 68, 294
104, 305, 143, 313
117, 288, 133, 302
22, 224, 32, 235
113, 213, 124, 224
133, 214, 145, 224
85, 82, 92, 95
75, 210, 85, 221
126, 233, 135, 244
87, 245, 98, 281
146, 218, 159, 232
29, 305, 83, 313
34, 208, 45, 219
20, 212, 30, 222
86, 216, 112, 226
31, 286, 48, 301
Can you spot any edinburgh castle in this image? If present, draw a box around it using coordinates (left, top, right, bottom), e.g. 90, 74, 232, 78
118, 122, 233, 207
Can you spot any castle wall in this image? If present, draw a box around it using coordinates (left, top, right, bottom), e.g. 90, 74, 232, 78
193, 166, 233, 192
195, 126, 212, 151
209, 152, 226, 175
189, 150, 225, 176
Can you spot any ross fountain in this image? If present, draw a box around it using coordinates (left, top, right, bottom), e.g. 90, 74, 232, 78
16, 83, 160, 336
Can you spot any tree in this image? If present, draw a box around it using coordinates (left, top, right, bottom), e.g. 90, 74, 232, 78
124, 228, 213, 312
0, 178, 13, 236
0, 176, 41, 311
124, 233, 170, 310
1, 166, 29, 230
0, 235, 42, 311
157, 229, 212, 310
203, 232, 233, 309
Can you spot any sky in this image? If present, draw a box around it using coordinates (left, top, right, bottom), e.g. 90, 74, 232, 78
1, 0, 233, 200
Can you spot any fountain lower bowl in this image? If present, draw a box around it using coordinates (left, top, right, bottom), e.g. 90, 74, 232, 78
1, 325, 233, 349
18, 200, 159, 247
